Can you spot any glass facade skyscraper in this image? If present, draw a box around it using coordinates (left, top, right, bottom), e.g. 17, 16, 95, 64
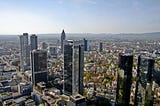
61, 29, 66, 53
30, 34, 38, 51
31, 50, 48, 86
63, 40, 84, 96
99, 42, 103, 52
134, 56, 154, 106
83, 38, 88, 51
116, 53, 133, 106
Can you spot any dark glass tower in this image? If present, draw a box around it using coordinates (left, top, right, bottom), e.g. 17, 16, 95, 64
116, 53, 133, 106
63, 40, 84, 96
30, 34, 38, 51
31, 50, 48, 86
61, 29, 66, 53
99, 42, 103, 52
19, 33, 30, 71
134, 56, 154, 106
83, 38, 88, 51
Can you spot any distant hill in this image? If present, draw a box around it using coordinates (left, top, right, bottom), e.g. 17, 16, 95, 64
36, 32, 160, 40
0, 32, 160, 40
108, 32, 160, 40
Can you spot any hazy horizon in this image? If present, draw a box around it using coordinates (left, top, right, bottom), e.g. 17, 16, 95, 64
0, 31, 160, 36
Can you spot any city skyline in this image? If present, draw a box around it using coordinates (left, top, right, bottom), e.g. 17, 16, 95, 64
1, 31, 160, 105
0, 0, 160, 34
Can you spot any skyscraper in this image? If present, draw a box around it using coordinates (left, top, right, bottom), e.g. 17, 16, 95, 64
31, 50, 48, 86
61, 29, 66, 53
19, 33, 30, 71
134, 56, 154, 106
30, 34, 38, 51
63, 40, 84, 96
48, 46, 57, 58
116, 53, 133, 106
83, 38, 88, 51
99, 42, 103, 52
41, 42, 48, 50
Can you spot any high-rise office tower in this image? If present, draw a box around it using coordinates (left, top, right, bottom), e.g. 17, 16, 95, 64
19, 33, 30, 71
48, 46, 57, 58
31, 50, 48, 86
63, 40, 84, 96
61, 29, 66, 53
99, 42, 103, 52
134, 56, 154, 106
41, 42, 48, 50
83, 38, 88, 51
30, 34, 38, 51
116, 53, 133, 106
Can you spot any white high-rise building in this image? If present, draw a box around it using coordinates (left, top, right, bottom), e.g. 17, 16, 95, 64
19, 33, 30, 71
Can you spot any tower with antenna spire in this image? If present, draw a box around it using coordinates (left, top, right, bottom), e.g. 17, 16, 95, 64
61, 29, 66, 53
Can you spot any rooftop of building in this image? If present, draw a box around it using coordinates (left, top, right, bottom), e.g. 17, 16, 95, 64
70, 94, 85, 101
32, 49, 47, 53
13, 97, 26, 104
120, 53, 133, 56
25, 99, 35, 104
139, 55, 154, 60
37, 82, 46, 88
42, 95, 56, 105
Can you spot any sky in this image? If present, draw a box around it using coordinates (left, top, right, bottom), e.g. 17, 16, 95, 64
0, 0, 160, 34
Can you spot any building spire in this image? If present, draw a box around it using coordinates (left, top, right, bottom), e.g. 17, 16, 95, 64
61, 29, 66, 53
62, 29, 65, 33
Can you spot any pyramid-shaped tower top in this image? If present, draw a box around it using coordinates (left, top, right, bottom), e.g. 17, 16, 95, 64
62, 29, 65, 34
61, 29, 66, 39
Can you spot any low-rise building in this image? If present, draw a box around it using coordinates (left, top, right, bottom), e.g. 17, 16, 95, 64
68, 94, 86, 106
